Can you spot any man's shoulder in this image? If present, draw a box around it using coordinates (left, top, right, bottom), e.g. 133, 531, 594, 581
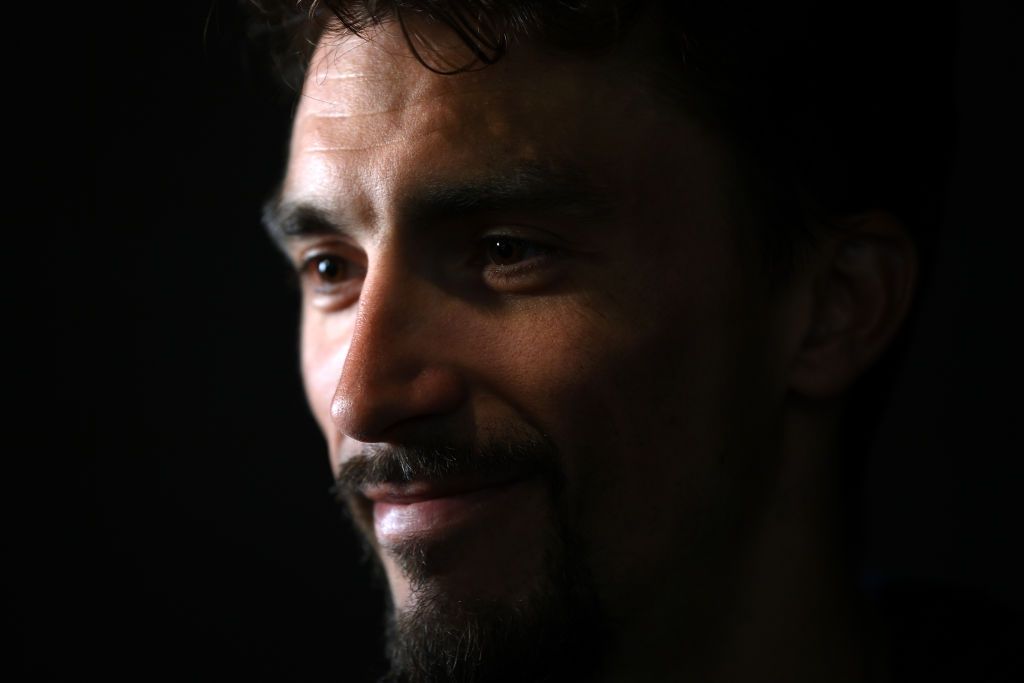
864, 575, 1023, 683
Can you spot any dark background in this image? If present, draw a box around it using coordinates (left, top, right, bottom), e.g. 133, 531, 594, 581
18, 1, 1021, 680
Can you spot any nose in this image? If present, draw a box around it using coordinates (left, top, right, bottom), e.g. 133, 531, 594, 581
330, 250, 467, 442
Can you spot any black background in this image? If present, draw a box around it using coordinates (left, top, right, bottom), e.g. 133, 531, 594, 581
17, 1, 1021, 680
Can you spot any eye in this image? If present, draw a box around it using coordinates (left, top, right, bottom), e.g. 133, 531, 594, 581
298, 251, 364, 308
302, 254, 349, 287
482, 236, 549, 267
474, 234, 563, 292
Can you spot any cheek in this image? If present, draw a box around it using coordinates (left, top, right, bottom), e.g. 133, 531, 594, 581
512, 263, 768, 599
300, 307, 355, 466
461, 295, 608, 426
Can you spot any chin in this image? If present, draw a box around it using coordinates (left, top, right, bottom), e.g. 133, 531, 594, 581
380, 529, 611, 683
366, 485, 606, 682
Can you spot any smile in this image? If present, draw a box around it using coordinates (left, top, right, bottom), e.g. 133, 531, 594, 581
363, 475, 541, 545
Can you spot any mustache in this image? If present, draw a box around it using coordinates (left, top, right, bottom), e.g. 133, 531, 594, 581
332, 434, 561, 498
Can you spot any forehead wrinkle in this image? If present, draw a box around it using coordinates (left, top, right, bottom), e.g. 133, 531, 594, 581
298, 88, 411, 122
303, 138, 411, 153
296, 82, 526, 159
316, 71, 384, 81
296, 108, 417, 153
301, 72, 411, 100
308, 34, 409, 81
302, 32, 432, 110
302, 31, 548, 123
306, 107, 411, 121
298, 83, 512, 121
300, 77, 410, 124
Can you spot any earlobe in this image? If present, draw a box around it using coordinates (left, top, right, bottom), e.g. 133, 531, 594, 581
788, 212, 918, 399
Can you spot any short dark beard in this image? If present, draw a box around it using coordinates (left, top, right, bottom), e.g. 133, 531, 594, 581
333, 433, 612, 682
383, 519, 607, 683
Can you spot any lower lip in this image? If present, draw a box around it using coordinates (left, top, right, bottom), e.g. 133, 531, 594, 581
372, 479, 535, 545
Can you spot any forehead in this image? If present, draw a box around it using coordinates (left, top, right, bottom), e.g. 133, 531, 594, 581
293, 25, 642, 144
283, 21, 728, 219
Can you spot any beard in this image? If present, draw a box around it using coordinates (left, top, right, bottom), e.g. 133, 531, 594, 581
333, 434, 611, 683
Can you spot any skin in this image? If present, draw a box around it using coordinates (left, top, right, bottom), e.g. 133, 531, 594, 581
272, 16, 917, 683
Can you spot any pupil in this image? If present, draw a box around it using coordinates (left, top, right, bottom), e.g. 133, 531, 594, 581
317, 257, 340, 279
491, 239, 520, 264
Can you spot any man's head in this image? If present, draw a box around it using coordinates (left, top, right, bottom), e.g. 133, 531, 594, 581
257, 2, 954, 680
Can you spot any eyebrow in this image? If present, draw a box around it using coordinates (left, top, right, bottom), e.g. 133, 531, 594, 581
262, 192, 345, 253
406, 163, 616, 223
262, 162, 615, 251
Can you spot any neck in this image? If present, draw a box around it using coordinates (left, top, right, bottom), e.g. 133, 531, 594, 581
598, 399, 888, 683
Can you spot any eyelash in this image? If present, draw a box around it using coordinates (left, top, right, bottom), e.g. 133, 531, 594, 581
476, 235, 555, 276
296, 234, 558, 304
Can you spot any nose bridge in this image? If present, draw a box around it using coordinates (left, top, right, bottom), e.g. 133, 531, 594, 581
331, 247, 465, 441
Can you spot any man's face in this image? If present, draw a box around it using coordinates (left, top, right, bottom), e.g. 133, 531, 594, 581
276, 19, 798, 679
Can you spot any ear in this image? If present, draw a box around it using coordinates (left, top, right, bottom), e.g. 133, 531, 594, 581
788, 212, 918, 399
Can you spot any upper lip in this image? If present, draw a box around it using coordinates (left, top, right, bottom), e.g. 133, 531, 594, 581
361, 472, 530, 504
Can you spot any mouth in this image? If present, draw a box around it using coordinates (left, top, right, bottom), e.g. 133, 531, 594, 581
363, 473, 541, 545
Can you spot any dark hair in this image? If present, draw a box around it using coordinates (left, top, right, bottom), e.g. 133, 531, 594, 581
247, 0, 959, 561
